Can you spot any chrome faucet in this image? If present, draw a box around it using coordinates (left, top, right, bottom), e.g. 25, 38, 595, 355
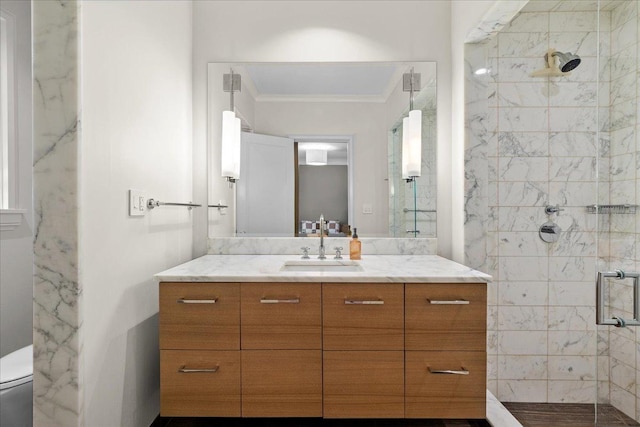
318, 214, 326, 259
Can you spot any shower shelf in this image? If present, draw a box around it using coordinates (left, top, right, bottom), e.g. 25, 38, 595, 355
586, 204, 638, 214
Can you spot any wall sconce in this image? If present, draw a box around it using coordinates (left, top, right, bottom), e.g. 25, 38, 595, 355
402, 67, 421, 182
306, 149, 328, 165
221, 69, 242, 185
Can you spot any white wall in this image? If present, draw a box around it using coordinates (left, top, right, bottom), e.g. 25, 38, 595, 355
80, 2, 193, 426
193, 0, 453, 256
450, 0, 496, 263
0, 0, 32, 357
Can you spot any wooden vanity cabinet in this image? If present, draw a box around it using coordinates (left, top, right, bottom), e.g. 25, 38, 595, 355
405, 350, 486, 418
159, 281, 487, 420
405, 283, 486, 351
240, 283, 322, 417
159, 282, 240, 350
160, 349, 241, 417
322, 283, 405, 418
322, 283, 404, 350
405, 283, 487, 419
242, 350, 322, 417
241, 282, 321, 349
159, 282, 241, 417
323, 350, 404, 418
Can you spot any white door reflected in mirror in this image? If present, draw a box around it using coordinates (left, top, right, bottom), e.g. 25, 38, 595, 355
236, 132, 294, 236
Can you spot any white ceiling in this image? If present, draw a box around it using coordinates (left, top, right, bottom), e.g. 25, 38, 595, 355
242, 63, 403, 99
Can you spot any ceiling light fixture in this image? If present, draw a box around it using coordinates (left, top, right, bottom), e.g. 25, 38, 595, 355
306, 149, 328, 165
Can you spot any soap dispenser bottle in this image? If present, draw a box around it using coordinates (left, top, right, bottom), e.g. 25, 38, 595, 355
349, 228, 361, 260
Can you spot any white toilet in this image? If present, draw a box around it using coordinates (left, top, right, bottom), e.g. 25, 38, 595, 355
0, 345, 33, 427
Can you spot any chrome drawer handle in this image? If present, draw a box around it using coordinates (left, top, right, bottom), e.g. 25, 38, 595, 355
427, 299, 469, 305
428, 367, 469, 375
177, 298, 218, 304
344, 299, 384, 305
178, 365, 219, 373
260, 298, 300, 304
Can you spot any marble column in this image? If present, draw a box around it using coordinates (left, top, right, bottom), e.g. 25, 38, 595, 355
32, 1, 83, 425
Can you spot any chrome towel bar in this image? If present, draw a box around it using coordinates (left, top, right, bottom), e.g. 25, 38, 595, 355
147, 199, 202, 210
403, 208, 436, 213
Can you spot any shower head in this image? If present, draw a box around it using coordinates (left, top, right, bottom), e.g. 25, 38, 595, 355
552, 51, 581, 72
531, 48, 581, 77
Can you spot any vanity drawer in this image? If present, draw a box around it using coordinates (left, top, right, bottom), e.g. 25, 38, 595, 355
159, 282, 240, 350
323, 283, 404, 350
160, 349, 241, 417
323, 350, 404, 418
405, 350, 486, 419
242, 350, 322, 417
405, 283, 486, 351
241, 282, 321, 349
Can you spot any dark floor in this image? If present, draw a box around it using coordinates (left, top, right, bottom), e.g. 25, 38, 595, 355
503, 403, 640, 427
152, 417, 490, 427
152, 403, 640, 427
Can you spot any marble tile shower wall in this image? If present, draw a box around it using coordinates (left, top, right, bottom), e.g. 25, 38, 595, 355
465, 8, 616, 407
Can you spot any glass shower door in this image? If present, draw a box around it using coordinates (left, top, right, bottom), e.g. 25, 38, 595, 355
594, 0, 639, 424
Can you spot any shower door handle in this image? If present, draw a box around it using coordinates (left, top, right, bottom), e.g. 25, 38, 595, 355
596, 270, 640, 327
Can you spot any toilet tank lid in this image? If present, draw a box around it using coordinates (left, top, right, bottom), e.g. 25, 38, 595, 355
0, 345, 33, 388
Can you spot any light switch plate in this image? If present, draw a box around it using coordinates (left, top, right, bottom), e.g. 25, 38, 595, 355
129, 189, 146, 217
362, 203, 373, 214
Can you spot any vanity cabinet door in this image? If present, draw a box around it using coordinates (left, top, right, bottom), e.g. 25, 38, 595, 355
160, 282, 240, 350
242, 350, 322, 417
241, 282, 321, 349
160, 349, 241, 417
405, 350, 486, 419
322, 283, 404, 350
323, 350, 404, 418
405, 283, 486, 351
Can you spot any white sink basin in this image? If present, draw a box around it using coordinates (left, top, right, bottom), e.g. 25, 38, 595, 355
281, 260, 363, 272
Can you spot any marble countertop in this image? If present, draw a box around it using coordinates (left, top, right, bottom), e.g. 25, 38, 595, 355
155, 255, 492, 283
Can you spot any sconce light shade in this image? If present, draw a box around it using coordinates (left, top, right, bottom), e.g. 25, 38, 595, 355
306, 149, 328, 166
221, 110, 241, 180
402, 109, 422, 179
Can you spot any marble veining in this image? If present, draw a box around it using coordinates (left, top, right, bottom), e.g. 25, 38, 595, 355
486, 390, 524, 427
465, 0, 529, 44
208, 237, 437, 256
155, 254, 491, 284
33, 1, 83, 426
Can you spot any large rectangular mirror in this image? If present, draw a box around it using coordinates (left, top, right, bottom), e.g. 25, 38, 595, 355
207, 62, 436, 238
